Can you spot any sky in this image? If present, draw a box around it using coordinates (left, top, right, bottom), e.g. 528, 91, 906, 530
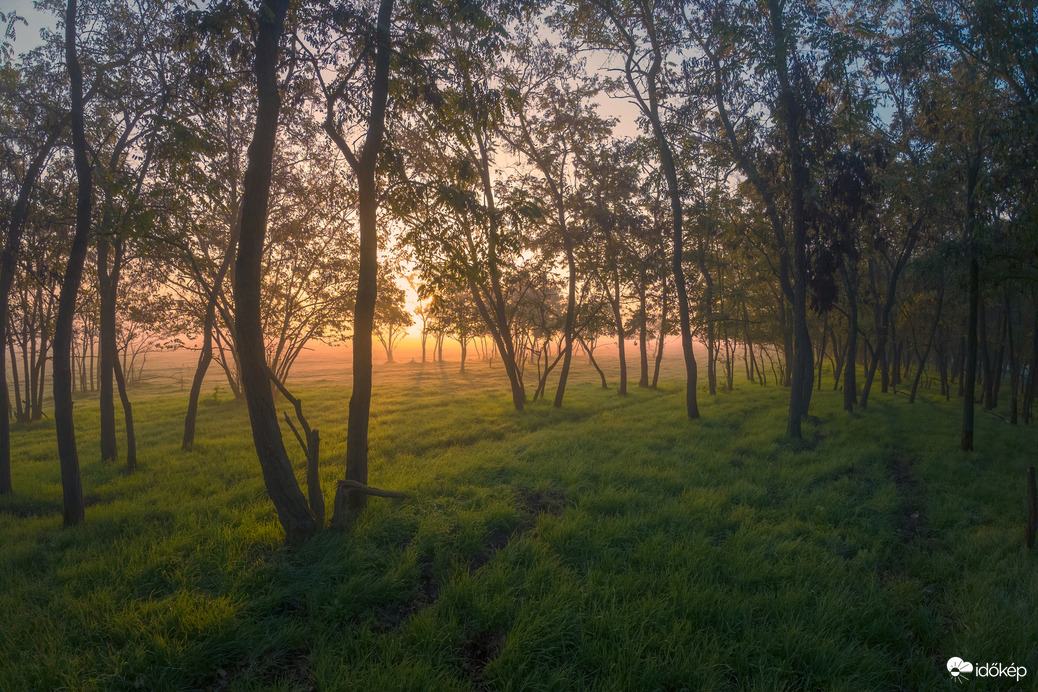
2, 0, 647, 346
3, 1, 56, 53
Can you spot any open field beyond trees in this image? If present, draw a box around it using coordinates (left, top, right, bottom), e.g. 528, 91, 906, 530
2, 357, 1036, 691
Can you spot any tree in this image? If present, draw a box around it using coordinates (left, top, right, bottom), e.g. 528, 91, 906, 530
53, 0, 91, 525
303, 0, 396, 519
559, 0, 700, 420
233, 0, 316, 543
374, 269, 412, 363
0, 41, 68, 493
499, 32, 610, 407
684, 0, 874, 436
396, 11, 535, 412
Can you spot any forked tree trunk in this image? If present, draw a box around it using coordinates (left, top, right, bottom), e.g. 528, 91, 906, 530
580, 337, 608, 389
910, 287, 944, 404
183, 191, 240, 451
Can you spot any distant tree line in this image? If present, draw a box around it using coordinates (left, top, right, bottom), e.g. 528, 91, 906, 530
0, 0, 1034, 539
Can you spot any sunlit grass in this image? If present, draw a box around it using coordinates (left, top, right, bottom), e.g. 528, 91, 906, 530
1, 356, 1036, 690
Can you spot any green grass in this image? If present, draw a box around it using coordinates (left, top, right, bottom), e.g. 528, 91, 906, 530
2, 357, 1036, 691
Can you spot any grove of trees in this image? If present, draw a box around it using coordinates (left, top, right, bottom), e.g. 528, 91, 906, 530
1, 0, 1035, 540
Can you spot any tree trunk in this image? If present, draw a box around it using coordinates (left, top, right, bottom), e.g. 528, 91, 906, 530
234, 0, 315, 543
97, 231, 117, 462
552, 214, 577, 408
113, 352, 136, 472
637, 268, 649, 389
581, 337, 608, 389
183, 310, 215, 451
1022, 309, 1037, 424
1006, 295, 1019, 424
330, 0, 395, 524
910, 286, 944, 404
652, 284, 668, 390
8, 336, 23, 423
979, 299, 994, 409
990, 301, 1007, 409
817, 312, 828, 391
956, 334, 966, 396
962, 255, 980, 450
183, 178, 240, 450
611, 276, 627, 396
654, 128, 698, 419
54, 0, 89, 525
699, 241, 716, 396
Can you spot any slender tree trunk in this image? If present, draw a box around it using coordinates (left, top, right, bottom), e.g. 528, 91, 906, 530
183, 306, 215, 451
699, 246, 716, 396
1022, 309, 1037, 424
637, 269, 649, 389
184, 170, 240, 450
655, 132, 698, 419
330, 0, 395, 523
33, 326, 46, 420
581, 337, 608, 389
611, 277, 627, 396
1006, 295, 1019, 424
338, 173, 379, 516
553, 218, 577, 408
652, 284, 668, 390
97, 231, 117, 461
234, 0, 315, 543
54, 0, 89, 525
910, 287, 944, 404
830, 319, 845, 391
113, 353, 136, 472
961, 154, 981, 449
990, 302, 1007, 409
962, 256, 980, 450
8, 336, 23, 423
979, 299, 993, 409
957, 334, 966, 396
817, 312, 828, 391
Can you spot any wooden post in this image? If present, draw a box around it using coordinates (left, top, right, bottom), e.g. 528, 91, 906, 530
1027, 466, 1037, 549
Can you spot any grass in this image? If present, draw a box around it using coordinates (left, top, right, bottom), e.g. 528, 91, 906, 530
1, 355, 1036, 691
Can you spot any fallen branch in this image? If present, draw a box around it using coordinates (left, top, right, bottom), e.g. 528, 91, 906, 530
337, 479, 407, 499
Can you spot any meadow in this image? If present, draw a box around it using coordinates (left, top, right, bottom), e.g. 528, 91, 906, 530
1, 352, 1036, 691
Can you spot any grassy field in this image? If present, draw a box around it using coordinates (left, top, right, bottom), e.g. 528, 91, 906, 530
1, 355, 1036, 691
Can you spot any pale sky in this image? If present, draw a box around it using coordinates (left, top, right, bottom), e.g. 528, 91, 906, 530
2, 0, 56, 54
